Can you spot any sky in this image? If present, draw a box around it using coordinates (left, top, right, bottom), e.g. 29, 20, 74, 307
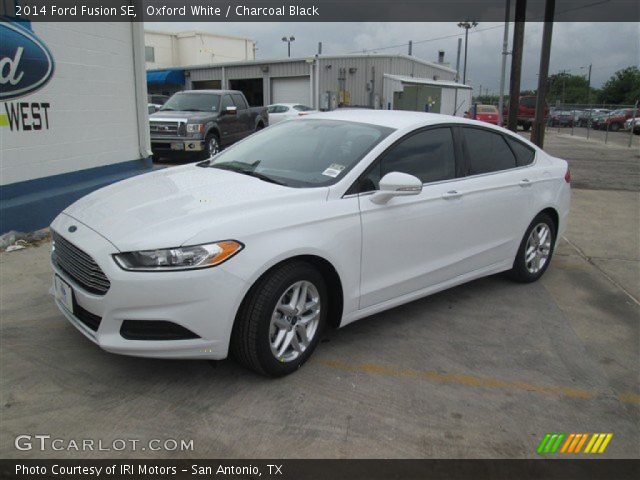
146, 22, 639, 94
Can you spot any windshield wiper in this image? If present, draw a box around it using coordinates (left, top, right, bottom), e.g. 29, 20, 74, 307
209, 162, 287, 186
238, 170, 287, 186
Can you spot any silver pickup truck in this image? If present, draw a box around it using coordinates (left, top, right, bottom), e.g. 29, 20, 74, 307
149, 90, 269, 160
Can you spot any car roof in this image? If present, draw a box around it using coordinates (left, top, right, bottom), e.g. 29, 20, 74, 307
179, 89, 241, 95
306, 109, 479, 129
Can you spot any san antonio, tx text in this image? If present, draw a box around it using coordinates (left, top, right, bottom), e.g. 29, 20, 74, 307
16, 463, 284, 477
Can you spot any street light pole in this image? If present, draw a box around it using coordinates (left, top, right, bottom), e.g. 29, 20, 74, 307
531, 0, 555, 147
282, 36, 295, 58
498, 0, 511, 127
457, 21, 478, 84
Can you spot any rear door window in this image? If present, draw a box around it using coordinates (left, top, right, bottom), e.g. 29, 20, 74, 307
462, 127, 517, 175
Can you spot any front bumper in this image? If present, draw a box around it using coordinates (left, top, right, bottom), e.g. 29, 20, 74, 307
50, 213, 247, 360
151, 137, 204, 152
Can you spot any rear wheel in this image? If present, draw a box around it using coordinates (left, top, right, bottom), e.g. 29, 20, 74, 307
231, 261, 327, 376
508, 213, 556, 283
521, 123, 531, 132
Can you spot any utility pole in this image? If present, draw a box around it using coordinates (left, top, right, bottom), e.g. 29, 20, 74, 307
586, 63, 592, 104
458, 21, 478, 84
498, 0, 511, 127
453, 38, 462, 115
531, 0, 555, 147
408, 40, 413, 56
507, 0, 526, 132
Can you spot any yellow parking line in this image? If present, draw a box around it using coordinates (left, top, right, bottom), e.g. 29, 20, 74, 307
317, 359, 640, 406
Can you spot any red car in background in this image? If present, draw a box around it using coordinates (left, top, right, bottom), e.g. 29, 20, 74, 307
503, 95, 549, 131
466, 105, 500, 125
602, 108, 635, 131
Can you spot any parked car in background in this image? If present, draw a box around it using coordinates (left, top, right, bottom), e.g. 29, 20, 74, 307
266, 103, 317, 124
577, 109, 610, 127
591, 112, 609, 130
624, 117, 640, 135
51, 110, 570, 376
503, 96, 548, 131
465, 105, 499, 125
548, 110, 574, 127
602, 108, 635, 132
149, 90, 269, 160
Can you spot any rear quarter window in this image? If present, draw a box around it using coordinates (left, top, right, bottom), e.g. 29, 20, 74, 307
505, 137, 536, 167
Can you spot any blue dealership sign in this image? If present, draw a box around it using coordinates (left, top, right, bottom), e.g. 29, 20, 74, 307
0, 21, 55, 101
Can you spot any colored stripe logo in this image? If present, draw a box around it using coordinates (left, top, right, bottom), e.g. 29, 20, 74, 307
537, 433, 613, 454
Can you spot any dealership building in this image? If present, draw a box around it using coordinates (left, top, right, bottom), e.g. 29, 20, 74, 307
1, 20, 152, 234
147, 53, 472, 114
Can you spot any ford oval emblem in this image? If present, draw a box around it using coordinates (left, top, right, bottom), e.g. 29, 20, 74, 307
0, 22, 55, 101
68, 226, 77, 233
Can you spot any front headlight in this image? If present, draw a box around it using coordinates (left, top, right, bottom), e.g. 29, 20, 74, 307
113, 241, 243, 271
186, 123, 205, 133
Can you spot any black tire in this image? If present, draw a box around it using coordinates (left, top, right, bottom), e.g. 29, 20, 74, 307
609, 122, 621, 132
203, 132, 220, 159
231, 261, 328, 377
521, 123, 531, 132
507, 212, 557, 283
255, 122, 264, 132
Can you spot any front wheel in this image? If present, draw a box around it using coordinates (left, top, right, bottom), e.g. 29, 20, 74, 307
508, 213, 556, 283
231, 261, 327, 376
203, 132, 220, 159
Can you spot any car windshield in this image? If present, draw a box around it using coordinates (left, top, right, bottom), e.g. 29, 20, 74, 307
293, 105, 314, 111
161, 93, 220, 112
204, 119, 394, 187
478, 106, 498, 113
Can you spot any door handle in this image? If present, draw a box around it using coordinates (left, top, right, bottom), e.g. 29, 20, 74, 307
442, 190, 462, 200
519, 179, 532, 187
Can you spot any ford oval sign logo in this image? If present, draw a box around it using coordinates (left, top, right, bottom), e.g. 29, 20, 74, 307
68, 226, 77, 233
0, 22, 55, 101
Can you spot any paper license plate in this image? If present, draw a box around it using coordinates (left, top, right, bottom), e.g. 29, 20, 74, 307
54, 275, 74, 312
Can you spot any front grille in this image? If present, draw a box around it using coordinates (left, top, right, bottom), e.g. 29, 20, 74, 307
150, 121, 182, 136
120, 320, 200, 341
52, 231, 110, 295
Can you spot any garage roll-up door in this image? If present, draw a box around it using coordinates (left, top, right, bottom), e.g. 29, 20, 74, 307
271, 76, 311, 105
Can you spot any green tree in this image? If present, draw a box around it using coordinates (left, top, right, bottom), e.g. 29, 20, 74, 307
546, 72, 595, 105
598, 66, 640, 105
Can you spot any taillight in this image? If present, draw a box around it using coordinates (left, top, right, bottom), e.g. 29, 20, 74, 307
565, 167, 571, 183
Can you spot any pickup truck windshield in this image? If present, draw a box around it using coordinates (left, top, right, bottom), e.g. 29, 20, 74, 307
161, 93, 221, 112
205, 119, 394, 187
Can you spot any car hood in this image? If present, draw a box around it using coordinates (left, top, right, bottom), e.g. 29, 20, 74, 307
62, 165, 327, 252
150, 111, 218, 121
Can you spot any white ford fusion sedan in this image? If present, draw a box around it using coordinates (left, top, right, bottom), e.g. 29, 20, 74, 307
51, 110, 570, 376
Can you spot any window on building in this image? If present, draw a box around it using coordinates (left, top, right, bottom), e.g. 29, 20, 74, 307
145, 46, 155, 62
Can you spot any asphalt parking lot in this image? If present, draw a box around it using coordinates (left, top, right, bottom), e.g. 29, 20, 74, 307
1, 130, 638, 459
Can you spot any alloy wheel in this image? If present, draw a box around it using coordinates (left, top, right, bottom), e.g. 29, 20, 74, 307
524, 223, 552, 274
269, 280, 321, 362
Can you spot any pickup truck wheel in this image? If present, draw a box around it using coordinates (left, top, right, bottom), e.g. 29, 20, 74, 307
204, 133, 220, 158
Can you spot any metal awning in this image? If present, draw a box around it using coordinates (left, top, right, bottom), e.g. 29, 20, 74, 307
146, 69, 185, 86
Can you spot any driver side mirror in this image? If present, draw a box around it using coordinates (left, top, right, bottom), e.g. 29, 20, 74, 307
370, 172, 422, 205
224, 106, 237, 115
